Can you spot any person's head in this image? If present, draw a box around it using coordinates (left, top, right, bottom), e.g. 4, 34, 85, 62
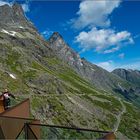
4, 89, 8, 92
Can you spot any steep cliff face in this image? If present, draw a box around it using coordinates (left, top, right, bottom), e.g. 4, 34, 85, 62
49, 32, 83, 69
0, 3, 33, 29
0, 4, 61, 97
0, 3, 140, 139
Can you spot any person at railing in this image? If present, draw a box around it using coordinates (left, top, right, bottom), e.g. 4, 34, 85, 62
2, 89, 16, 110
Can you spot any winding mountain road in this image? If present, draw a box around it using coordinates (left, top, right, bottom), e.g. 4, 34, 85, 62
113, 98, 126, 132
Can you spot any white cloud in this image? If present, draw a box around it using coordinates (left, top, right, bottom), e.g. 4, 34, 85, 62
75, 27, 133, 53
72, 0, 121, 29
21, 4, 30, 13
72, 0, 134, 54
120, 61, 140, 70
0, 0, 11, 6
97, 60, 115, 72
96, 59, 140, 72
118, 53, 125, 59
103, 46, 120, 54
41, 30, 53, 38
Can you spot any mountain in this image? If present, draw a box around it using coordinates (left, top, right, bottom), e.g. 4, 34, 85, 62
49, 32, 140, 103
0, 3, 140, 139
112, 69, 140, 87
48, 32, 124, 92
112, 69, 140, 106
0, 3, 34, 29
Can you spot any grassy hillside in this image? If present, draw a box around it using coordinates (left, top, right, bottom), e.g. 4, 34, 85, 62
0, 36, 140, 139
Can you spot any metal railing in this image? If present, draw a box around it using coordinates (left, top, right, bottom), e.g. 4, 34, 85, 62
0, 116, 115, 140
26, 123, 115, 140
0, 98, 116, 140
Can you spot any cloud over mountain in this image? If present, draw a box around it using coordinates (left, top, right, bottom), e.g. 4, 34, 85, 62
96, 60, 115, 71
75, 27, 133, 53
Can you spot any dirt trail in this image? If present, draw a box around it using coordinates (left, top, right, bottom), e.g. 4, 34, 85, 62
113, 98, 126, 132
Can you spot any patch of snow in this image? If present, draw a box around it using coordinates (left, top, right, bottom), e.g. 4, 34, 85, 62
1, 29, 17, 37
91, 68, 95, 71
9, 74, 16, 79
77, 61, 83, 66
1, 29, 9, 34
19, 26, 24, 29
79, 59, 83, 66
117, 83, 124, 92
9, 31, 16, 36
77, 59, 83, 66
80, 62, 83, 66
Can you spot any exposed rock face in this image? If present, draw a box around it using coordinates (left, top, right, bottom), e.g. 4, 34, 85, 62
0, 3, 57, 95
49, 32, 82, 68
112, 69, 140, 87
0, 3, 54, 59
0, 3, 33, 29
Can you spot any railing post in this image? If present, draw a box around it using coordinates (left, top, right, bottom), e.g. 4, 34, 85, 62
24, 123, 38, 140
24, 123, 28, 140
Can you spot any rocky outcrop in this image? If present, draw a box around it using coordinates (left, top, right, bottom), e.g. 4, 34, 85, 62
0, 3, 33, 29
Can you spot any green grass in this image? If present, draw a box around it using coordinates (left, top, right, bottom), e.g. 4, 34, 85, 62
31, 96, 44, 110
22, 69, 37, 79
59, 71, 97, 95
32, 61, 54, 75
118, 102, 140, 139
44, 57, 61, 65
6, 50, 22, 74
0, 43, 139, 139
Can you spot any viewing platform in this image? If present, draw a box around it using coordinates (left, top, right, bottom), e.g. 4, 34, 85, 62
0, 95, 116, 139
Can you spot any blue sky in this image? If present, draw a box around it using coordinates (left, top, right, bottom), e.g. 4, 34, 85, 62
1, 0, 140, 71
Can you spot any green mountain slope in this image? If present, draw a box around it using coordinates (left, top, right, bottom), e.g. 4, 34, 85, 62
49, 32, 140, 107
0, 4, 140, 139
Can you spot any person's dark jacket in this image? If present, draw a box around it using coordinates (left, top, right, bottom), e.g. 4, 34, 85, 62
2, 91, 15, 110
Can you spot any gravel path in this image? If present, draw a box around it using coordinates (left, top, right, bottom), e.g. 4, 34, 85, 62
113, 98, 126, 132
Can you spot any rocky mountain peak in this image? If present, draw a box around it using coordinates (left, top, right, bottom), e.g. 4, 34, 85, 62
12, 3, 24, 17
49, 32, 64, 44
52, 32, 62, 37
0, 3, 32, 28
49, 31, 80, 55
